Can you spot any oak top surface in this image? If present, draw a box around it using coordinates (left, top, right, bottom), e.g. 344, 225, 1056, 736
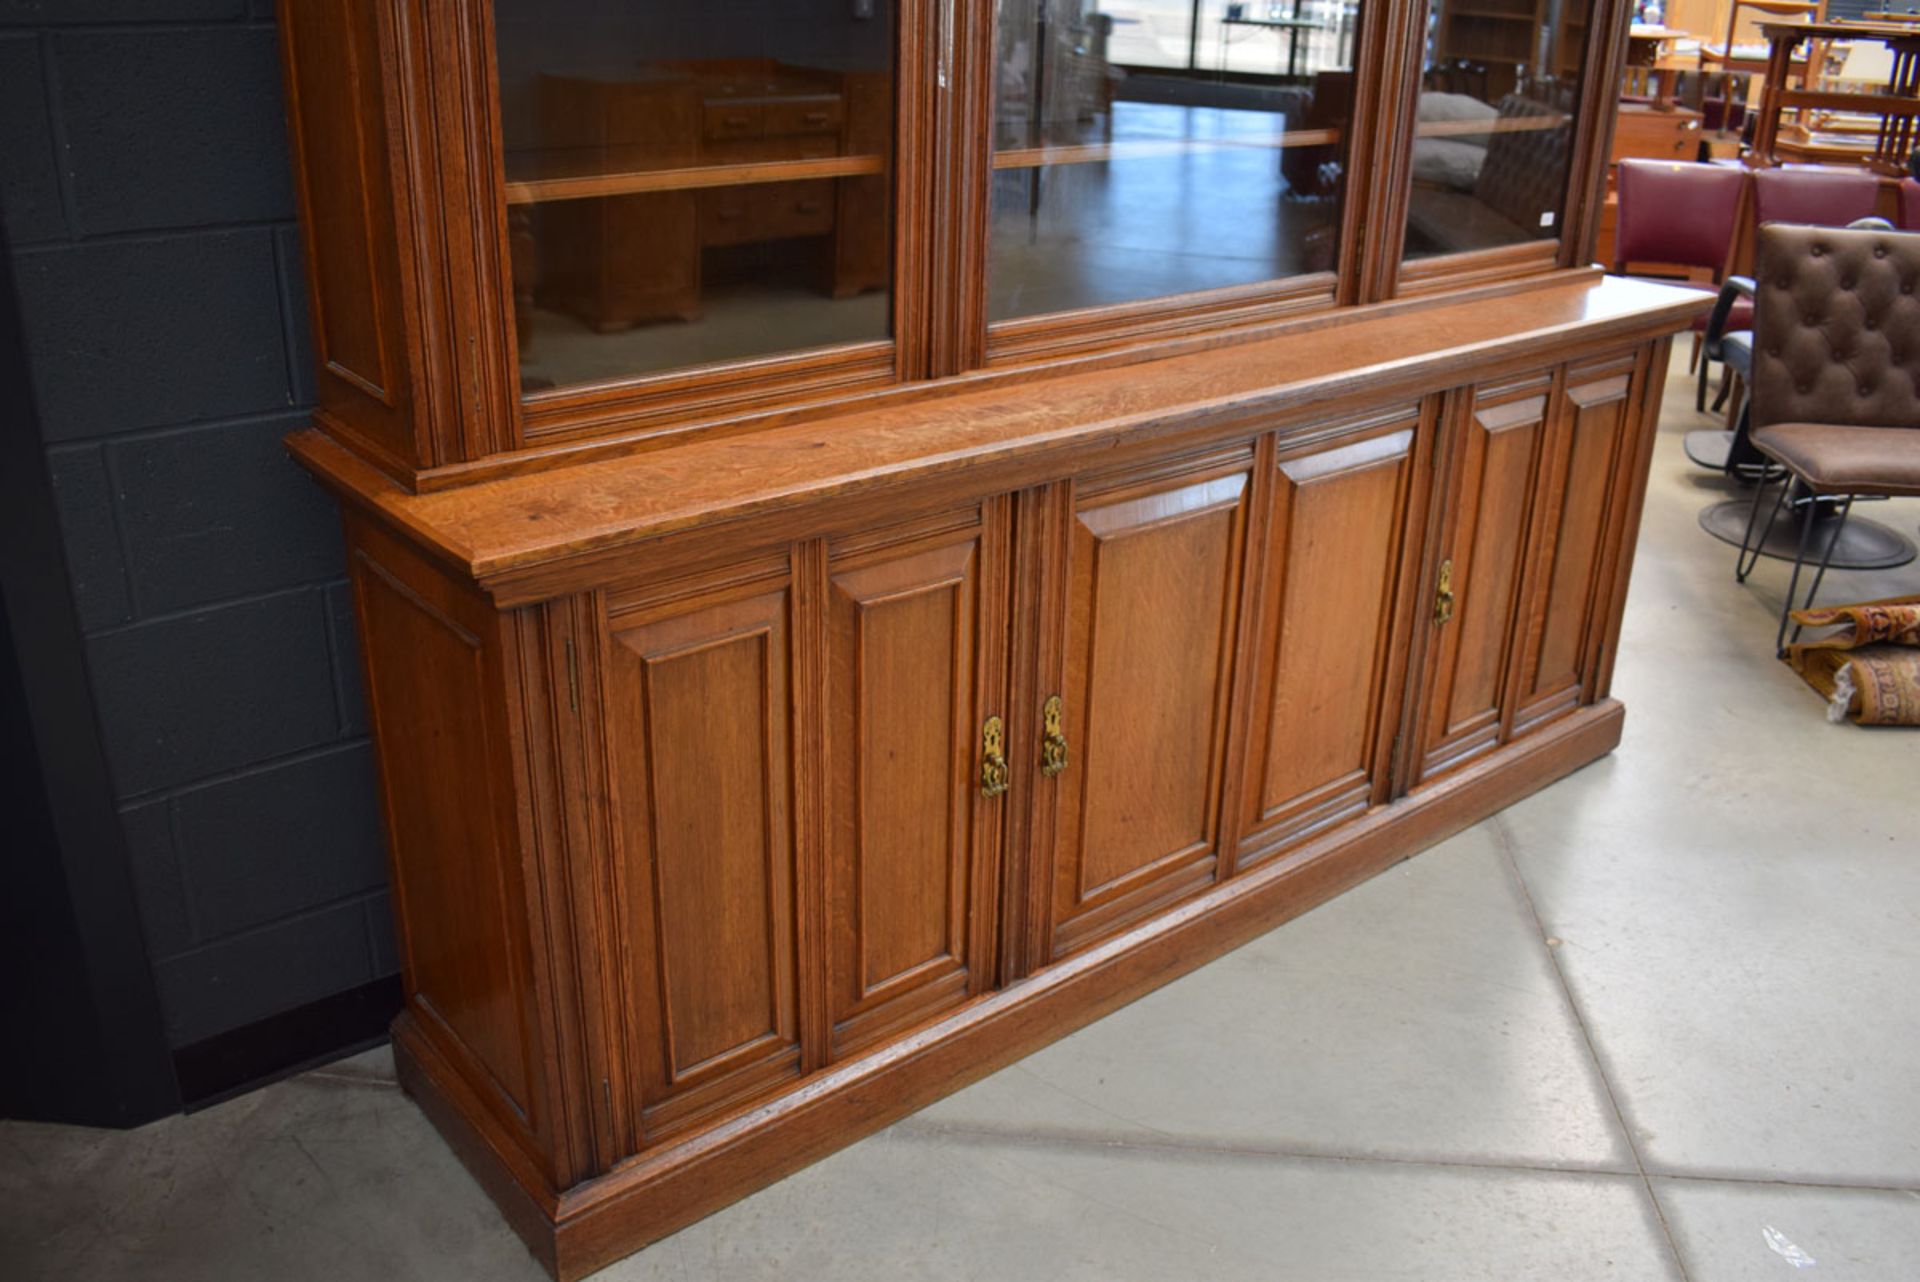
291, 273, 1707, 592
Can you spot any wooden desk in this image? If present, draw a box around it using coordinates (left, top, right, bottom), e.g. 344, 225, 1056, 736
516, 63, 892, 335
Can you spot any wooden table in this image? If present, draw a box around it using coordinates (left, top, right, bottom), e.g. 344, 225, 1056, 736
1752, 19, 1920, 173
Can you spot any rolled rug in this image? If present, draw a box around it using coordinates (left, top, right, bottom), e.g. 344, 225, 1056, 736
1783, 596, 1920, 726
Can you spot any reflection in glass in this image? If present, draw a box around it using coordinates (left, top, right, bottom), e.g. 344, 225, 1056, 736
989, 0, 1364, 323
1402, 0, 1593, 261
492, 0, 894, 393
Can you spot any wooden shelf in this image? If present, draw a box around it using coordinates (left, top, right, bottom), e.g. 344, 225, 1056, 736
502, 153, 886, 205
991, 130, 1344, 170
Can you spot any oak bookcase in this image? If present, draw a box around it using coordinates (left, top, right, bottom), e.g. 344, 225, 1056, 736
277, 1, 1705, 1275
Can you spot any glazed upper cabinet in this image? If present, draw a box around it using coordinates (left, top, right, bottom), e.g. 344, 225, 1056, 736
277, 0, 1639, 491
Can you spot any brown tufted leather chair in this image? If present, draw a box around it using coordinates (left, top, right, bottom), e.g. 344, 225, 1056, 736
1736, 224, 1920, 652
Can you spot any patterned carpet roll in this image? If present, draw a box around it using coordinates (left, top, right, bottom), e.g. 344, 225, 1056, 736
1783, 597, 1920, 726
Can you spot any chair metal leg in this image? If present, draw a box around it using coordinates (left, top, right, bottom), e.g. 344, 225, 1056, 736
1773, 490, 1821, 654
1736, 471, 1788, 582
1777, 496, 1853, 655
1695, 351, 1711, 411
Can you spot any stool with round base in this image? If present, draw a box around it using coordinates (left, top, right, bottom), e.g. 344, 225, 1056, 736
1702, 492, 1917, 570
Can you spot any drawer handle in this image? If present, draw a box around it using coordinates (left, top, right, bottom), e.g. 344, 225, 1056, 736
795, 200, 824, 214
722, 115, 751, 129
980, 715, 1011, 799
716, 209, 744, 221
1040, 695, 1069, 778
804, 111, 831, 124
1434, 558, 1456, 625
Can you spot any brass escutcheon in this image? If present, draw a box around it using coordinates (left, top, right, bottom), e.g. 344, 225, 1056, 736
1040, 695, 1069, 778
980, 715, 1010, 799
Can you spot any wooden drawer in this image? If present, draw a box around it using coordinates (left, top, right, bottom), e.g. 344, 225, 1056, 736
756, 180, 835, 239
1610, 104, 1702, 163
764, 95, 843, 137
699, 181, 835, 247
702, 101, 763, 143
698, 186, 758, 246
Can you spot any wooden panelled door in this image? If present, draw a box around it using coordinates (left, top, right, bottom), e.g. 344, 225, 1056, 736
1413, 376, 1553, 784
1236, 411, 1427, 865
601, 555, 805, 1142
596, 506, 1013, 1142
1035, 447, 1255, 960
1510, 355, 1640, 733
822, 505, 1010, 1057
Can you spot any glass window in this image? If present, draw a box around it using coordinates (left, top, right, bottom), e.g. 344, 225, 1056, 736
989, 0, 1364, 324
491, 0, 895, 393
1402, 0, 1594, 262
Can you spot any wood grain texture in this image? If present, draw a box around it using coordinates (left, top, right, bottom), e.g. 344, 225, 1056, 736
278, 0, 420, 475
1238, 412, 1426, 861
1511, 357, 1636, 732
344, 512, 555, 1178
289, 276, 1708, 605
1044, 451, 1253, 957
601, 566, 804, 1141
823, 507, 1009, 1054
398, 699, 1632, 1282
1414, 378, 1553, 782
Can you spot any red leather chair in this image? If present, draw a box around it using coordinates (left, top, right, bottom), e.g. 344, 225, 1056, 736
1752, 166, 1882, 229
1898, 177, 1920, 230
1610, 159, 1749, 410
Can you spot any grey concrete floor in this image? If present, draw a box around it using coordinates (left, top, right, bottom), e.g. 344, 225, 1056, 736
5, 346, 1919, 1280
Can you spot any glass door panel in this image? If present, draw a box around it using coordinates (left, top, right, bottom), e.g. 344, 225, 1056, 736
988, 0, 1364, 323
492, 0, 896, 393
1401, 0, 1596, 262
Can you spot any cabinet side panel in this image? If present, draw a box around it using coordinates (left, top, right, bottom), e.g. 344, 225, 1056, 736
1252, 429, 1413, 839
350, 543, 535, 1132
280, 0, 421, 472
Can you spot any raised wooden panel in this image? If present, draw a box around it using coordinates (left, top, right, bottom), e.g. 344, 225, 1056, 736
1514, 367, 1633, 730
824, 509, 1006, 1055
1240, 421, 1418, 860
1046, 452, 1252, 957
604, 571, 802, 1138
279, 0, 419, 473
347, 518, 539, 1145
1416, 383, 1551, 781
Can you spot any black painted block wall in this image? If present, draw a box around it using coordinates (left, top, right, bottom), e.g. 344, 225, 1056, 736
1, 0, 394, 1048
